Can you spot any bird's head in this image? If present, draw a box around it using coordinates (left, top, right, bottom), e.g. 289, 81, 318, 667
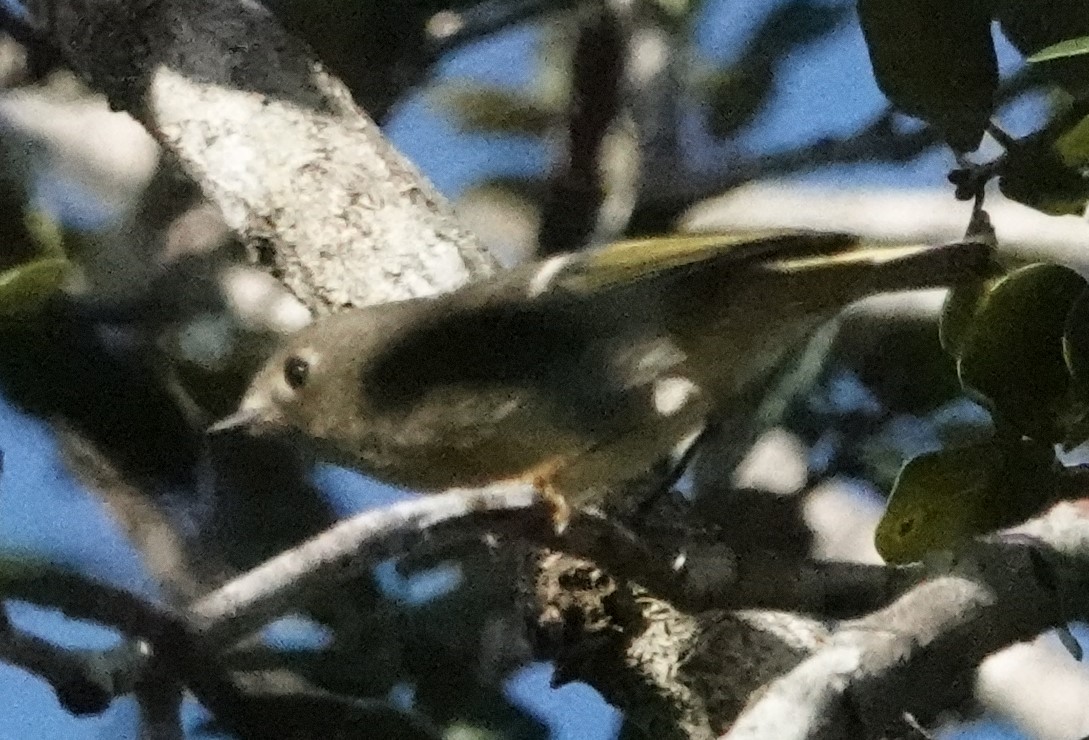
208, 302, 418, 445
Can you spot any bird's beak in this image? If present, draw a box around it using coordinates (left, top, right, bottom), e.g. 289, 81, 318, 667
206, 406, 265, 435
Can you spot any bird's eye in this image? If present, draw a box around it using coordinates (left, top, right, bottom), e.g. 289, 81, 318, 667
284, 356, 310, 390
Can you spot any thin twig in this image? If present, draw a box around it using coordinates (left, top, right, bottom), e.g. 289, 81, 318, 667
189, 484, 545, 644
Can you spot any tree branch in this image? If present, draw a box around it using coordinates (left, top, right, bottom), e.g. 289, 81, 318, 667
189, 484, 541, 643
189, 484, 917, 650
18, 0, 497, 314
536, 0, 630, 255
0, 624, 147, 716
725, 502, 1089, 739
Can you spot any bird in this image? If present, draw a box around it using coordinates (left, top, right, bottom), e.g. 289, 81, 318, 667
210, 230, 994, 530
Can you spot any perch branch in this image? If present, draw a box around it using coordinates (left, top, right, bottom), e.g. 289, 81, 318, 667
190, 484, 918, 648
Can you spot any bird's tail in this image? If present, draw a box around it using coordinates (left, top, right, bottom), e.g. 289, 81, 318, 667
669, 238, 999, 400
759, 239, 1000, 300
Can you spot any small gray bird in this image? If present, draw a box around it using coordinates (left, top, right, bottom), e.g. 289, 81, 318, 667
211, 231, 993, 528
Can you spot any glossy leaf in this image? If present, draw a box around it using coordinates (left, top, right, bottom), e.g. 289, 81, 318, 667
1028, 35, 1089, 63
956, 263, 1087, 440
996, 0, 1089, 96
1064, 285, 1089, 392
1000, 118, 1089, 216
939, 273, 995, 358
876, 439, 1058, 564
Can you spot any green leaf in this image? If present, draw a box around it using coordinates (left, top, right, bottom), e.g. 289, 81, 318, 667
940, 273, 996, 358
1063, 286, 1089, 390
956, 263, 1087, 440
23, 210, 66, 259
857, 0, 997, 152
0, 258, 71, 317
1028, 35, 1089, 63
876, 439, 1057, 564
995, 0, 1089, 96
999, 113, 1089, 216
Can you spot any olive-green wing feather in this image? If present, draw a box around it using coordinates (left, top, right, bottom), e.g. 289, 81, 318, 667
557, 230, 859, 294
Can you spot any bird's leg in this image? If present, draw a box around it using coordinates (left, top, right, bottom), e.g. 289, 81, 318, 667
521, 456, 573, 534
535, 475, 573, 535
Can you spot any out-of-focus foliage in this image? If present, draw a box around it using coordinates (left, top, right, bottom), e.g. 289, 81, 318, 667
857, 0, 998, 153
995, 0, 1089, 96
856, 0, 1089, 153
699, 0, 851, 139
997, 111, 1089, 215
435, 0, 855, 259
856, 0, 1089, 214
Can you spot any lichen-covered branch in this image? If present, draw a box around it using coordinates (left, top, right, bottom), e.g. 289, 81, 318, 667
19, 0, 497, 314
725, 502, 1089, 740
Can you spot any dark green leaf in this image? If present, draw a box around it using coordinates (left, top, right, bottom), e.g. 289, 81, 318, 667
956, 263, 1087, 440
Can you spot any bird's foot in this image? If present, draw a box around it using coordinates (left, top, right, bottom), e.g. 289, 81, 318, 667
535, 476, 572, 536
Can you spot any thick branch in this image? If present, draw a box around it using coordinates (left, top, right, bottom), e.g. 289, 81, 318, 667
20, 0, 497, 313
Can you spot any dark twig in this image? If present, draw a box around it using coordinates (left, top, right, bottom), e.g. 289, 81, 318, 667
0, 628, 150, 716
537, 0, 631, 255
0, 559, 266, 736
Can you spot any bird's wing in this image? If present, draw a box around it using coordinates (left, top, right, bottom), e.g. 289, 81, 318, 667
555, 230, 859, 295
360, 297, 646, 437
